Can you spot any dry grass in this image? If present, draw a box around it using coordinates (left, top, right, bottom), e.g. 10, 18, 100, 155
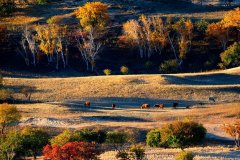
5, 68, 240, 103
100, 146, 240, 160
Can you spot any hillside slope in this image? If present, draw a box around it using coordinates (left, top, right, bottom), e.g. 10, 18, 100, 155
5, 68, 240, 105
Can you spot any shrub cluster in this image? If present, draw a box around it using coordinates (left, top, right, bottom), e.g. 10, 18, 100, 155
103, 69, 112, 75
0, 127, 49, 159
50, 129, 107, 146
146, 121, 206, 148
160, 59, 179, 73
120, 66, 129, 75
43, 142, 100, 160
175, 150, 195, 160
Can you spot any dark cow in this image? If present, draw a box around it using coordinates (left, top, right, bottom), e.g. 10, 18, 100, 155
186, 106, 190, 109
141, 104, 150, 109
173, 102, 178, 108
209, 97, 216, 103
84, 101, 91, 106
112, 103, 116, 110
154, 104, 165, 109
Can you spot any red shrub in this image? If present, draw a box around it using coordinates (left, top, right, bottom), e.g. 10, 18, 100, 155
43, 142, 100, 160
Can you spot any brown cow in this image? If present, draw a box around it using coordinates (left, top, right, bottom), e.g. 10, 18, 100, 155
112, 103, 116, 110
141, 104, 150, 109
154, 104, 165, 109
84, 101, 91, 106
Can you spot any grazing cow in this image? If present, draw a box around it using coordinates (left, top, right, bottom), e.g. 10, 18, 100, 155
209, 97, 216, 103
112, 103, 116, 110
154, 104, 165, 109
84, 101, 91, 106
173, 102, 178, 108
141, 104, 150, 109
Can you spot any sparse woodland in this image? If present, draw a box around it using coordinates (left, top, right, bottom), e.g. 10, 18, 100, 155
0, 0, 239, 74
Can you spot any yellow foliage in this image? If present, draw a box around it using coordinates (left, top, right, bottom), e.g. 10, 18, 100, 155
0, 103, 21, 134
206, 21, 228, 49
122, 20, 141, 46
36, 24, 66, 55
222, 7, 240, 28
75, 2, 109, 31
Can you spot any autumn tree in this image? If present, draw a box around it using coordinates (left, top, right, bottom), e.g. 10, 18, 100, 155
206, 21, 229, 50
222, 7, 240, 29
222, 7, 240, 40
20, 25, 37, 67
75, 28, 102, 72
75, 2, 109, 32
174, 18, 194, 60
0, 130, 22, 160
122, 19, 143, 57
75, 2, 109, 72
222, 120, 240, 148
0, 104, 21, 136
36, 24, 69, 70
122, 15, 168, 58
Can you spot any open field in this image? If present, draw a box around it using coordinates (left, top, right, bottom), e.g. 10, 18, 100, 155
4, 67, 240, 133
2, 68, 239, 159
5, 67, 240, 103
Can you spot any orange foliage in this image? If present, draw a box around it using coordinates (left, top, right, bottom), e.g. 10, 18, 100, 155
43, 142, 100, 160
222, 7, 240, 29
222, 120, 240, 147
206, 21, 229, 50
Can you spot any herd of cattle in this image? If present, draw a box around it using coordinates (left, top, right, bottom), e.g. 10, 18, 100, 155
83, 97, 217, 110
83, 101, 182, 110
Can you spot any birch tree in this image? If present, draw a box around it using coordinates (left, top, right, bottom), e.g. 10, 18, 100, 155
76, 28, 102, 72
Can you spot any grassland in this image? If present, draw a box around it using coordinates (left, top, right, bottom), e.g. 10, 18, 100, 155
4, 68, 239, 159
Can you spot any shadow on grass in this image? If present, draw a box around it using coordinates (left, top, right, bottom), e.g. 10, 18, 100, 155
59, 97, 207, 110
162, 73, 240, 85
81, 115, 151, 122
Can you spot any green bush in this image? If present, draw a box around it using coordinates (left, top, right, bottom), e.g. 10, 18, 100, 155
130, 144, 145, 160
51, 129, 106, 146
160, 121, 206, 148
20, 127, 49, 159
120, 66, 129, 75
144, 61, 154, 70
106, 131, 130, 144
103, 69, 111, 76
175, 150, 195, 160
72, 129, 106, 143
160, 59, 178, 73
0, 2, 15, 16
146, 129, 161, 147
195, 19, 209, 33
219, 42, 240, 68
50, 130, 72, 146
36, 0, 47, 5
